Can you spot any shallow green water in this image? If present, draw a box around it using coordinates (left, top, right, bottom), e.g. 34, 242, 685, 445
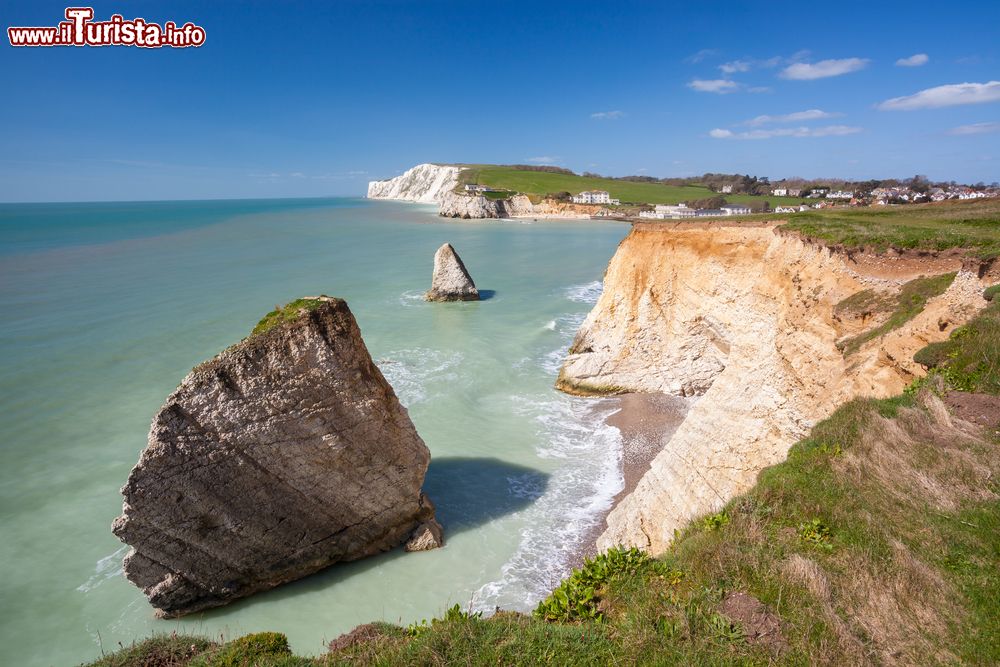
0, 198, 629, 665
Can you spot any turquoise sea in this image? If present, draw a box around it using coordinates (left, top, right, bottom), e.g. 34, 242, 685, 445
0, 197, 630, 665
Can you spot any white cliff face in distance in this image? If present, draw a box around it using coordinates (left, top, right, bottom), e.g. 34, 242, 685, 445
366, 163, 462, 203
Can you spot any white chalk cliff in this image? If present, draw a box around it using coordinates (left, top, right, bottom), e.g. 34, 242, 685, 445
558, 222, 990, 554
367, 163, 461, 203
368, 163, 610, 219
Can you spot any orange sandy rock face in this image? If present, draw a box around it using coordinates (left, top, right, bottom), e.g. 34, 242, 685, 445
558, 224, 988, 553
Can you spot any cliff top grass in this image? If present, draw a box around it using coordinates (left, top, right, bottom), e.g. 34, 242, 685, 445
781, 197, 1000, 257
458, 164, 806, 207
84, 288, 1000, 666
251, 298, 329, 337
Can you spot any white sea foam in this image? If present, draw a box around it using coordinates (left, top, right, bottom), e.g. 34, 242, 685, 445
376, 349, 464, 407
563, 280, 603, 305
539, 313, 588, 375
472, 394, 623, 612
77, 546, 128, 593
398, 290, 427, 307
471, 278, 625, 611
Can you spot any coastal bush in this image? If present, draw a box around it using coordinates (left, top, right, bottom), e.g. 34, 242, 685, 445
797, 518, 833, 551
83, 634, 214, 666
701, 510, 730, 531
533, 546, 669, 622
188, 632, 295, 667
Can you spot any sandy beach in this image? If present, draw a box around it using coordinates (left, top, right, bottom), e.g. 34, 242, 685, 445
575, 392, 692, 563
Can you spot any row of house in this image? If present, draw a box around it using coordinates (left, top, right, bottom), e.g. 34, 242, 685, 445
638, 203, 752, 220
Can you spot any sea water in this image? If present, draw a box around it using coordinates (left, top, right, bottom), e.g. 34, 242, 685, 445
0, 198, 629, 665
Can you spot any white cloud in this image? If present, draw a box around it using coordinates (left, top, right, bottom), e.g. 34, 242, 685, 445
684, 48, 719, 64
877, 81, 1000, 110
590, 110, 624, 120
688, 78, 739, 94
744, 109, 840, 126
780, 57, 869, 80
526, 156, 560, 164
719, 60, 751, 74
895, 53, 929, 67
709, 125, 862, 140
719, 56, 782, 74
948, 121, 1000, 135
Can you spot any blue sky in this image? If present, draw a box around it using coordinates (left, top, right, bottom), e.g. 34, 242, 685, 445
1, 0, 998, 201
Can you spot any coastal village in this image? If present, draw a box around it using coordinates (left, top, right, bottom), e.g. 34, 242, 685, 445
620, 181, 995, 220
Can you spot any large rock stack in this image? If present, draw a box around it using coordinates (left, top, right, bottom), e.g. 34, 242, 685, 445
113, 296, 442, 617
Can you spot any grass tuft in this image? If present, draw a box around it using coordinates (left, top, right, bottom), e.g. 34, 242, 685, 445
251, 298, 327, 337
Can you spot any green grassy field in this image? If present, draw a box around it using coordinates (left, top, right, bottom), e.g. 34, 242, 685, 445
460, 165, 807, 207
782, 198, 1000, 257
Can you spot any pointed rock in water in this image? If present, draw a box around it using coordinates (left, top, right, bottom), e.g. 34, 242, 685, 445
426, 243, 480, 301
112, 296, 441, 618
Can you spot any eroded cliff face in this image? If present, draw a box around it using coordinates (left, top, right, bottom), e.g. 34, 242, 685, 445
438, 192, 609, 219
558, 223, 987, 553
113, 297, 440, 617
366, 163, 461, 203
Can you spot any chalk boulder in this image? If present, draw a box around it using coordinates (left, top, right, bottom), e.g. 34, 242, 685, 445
426, 243, 480, 301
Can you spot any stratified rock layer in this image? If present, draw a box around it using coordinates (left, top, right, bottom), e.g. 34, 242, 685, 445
112, 296, 439, 617
558, 222, 988, 554
426, 243, 479, 301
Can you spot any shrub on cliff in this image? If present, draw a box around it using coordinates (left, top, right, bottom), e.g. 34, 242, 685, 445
188, 632, 296, 666
83, 634, 214, 666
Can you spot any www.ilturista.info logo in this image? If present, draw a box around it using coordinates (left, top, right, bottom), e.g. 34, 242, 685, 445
8, 7, 206, 48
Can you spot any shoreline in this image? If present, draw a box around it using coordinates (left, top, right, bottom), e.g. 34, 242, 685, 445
574, 392, 692, 565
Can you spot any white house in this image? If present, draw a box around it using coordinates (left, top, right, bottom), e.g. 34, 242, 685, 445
772, 188, 788, 197
721, 185, 733, 194
826, 191, 854, 200
721, 205, 752, 215
639, 203, 696, 219
572, 190, 620, 205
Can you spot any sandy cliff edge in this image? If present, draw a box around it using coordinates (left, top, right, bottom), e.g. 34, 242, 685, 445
559, 222, 989, 553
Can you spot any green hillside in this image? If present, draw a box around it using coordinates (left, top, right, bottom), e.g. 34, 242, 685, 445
782, 197, 1000, 257
459, 165, 806, 206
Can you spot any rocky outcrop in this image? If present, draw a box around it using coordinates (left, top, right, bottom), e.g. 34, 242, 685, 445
437, 192, 538, 219
366, 163, 461, 203
112, 296, 441, 618
426, 243, 479, 301
558, 222, 987, 554
437, 191, 609, 219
